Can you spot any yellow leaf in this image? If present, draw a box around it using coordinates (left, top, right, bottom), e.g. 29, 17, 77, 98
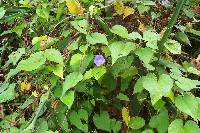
114, 0, 124, 15
21, 82, 26, 91
123, 6, 134, 19
26, 83, 31, 91
21, 82, 31, 91
122, 107, 130, 127
138, 23, 145, 32
66, 0, 84, 15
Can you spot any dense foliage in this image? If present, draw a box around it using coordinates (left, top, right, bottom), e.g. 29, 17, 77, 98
0, 0, 200, 132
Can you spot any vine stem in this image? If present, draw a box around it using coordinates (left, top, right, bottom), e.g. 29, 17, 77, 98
158, 0, 186, 51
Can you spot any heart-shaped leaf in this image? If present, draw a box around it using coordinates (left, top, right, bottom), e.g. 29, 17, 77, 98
109, 41, 136, 65
69, 109, 88, 132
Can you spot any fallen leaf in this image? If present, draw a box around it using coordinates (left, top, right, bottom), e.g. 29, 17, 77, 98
138, 23, 145, 32
21, 82, 31, 91
114, 0, 134, 19
123, 6, 135, 19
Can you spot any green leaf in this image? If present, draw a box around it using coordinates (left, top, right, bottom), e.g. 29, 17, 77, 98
92, 66, 106, 80
36, 5, 50, 20
175, 32, 191, 45
143, 73, 159, 104
93, 111, 111, 132
164, 39, 181, 54
143, 73, 173, 105
168, 119, 184, 133
174, 76, 200, 91
183, 8, 195, 18
69, 109, 88, 132
146, 40, 158, 49
0, 82, 9, 93
143, 30, 160, 49
143, 30, 160, 42
0, 83, 16, 103
60, 90, 75, 108
70, 19, 88, 34
32, 35, 48, 45
129, 116, 145, 130
35, 118, 48, 133
142, 129, 154, 133
83, 69, 93, 80
120, 66, 138, 78
110, 119, 121, 133
52, 64, 63, 79
13, 23, 27, 37
8, 48, 25, 65
134, 77, 144, 94
116, 93, 129, 101
70, 53, 93, 73
137, 4, 150, 15
6, 69, 20, 81
86, 32, 108, 45
168, 119, 200, 133
44, 49, 63, 65
109, 41, 136, 65
62, 72, 83, 96
17, 51, 46, 71
175, 94, 200, 120
0, 7, 6, 19
67, 39, 79, 51
135, 47, 155, 70
128, 32, 142, 40
184, 120, 200, 133
149, 108, 169, 133
110, 25, 129, 38
111, 56, 134, 77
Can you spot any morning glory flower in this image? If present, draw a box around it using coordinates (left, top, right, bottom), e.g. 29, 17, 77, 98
94, 54, 105, 66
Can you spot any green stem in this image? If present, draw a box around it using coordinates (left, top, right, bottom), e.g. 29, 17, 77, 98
158, 0, 186, 51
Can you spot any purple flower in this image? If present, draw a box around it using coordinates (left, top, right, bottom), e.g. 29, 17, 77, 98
94, 55, 105, 66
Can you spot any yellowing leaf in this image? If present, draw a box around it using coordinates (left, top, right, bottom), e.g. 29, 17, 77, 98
114, 0, 134, 19
21, 82, 31, 91
123, 6, 135, 19
51, 100, 59, 110
66, 0, 84, 15
122, 107, 130, 127
26, 83, 31, 91
114, 0, 124, 15
138, 23, 145, 32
